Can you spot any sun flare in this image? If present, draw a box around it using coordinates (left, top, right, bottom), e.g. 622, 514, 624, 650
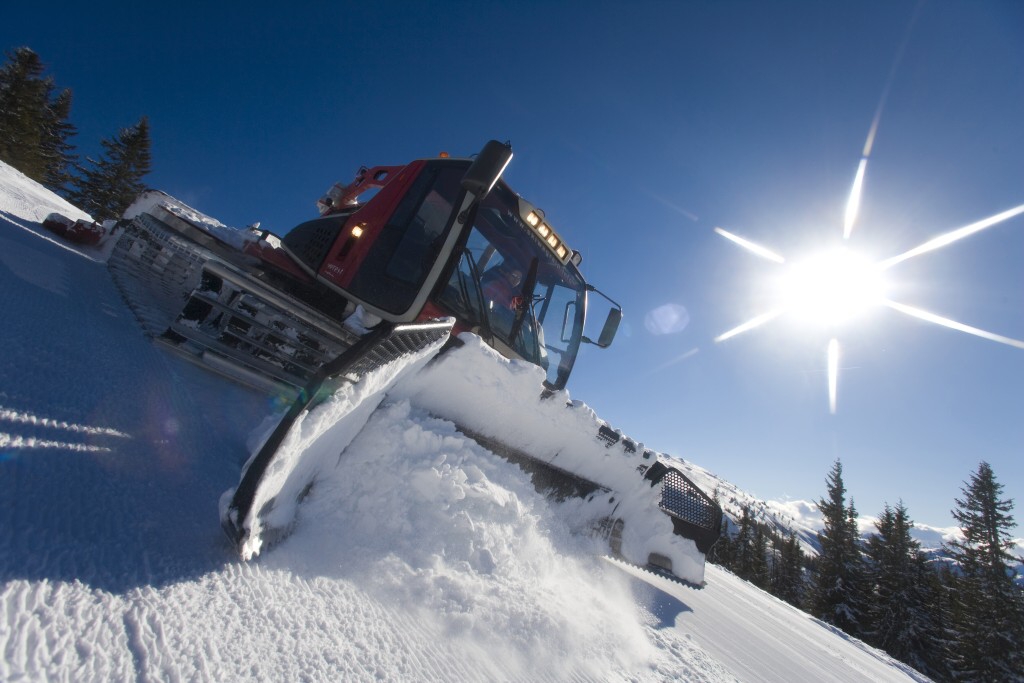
776, 248, 887, 328
715, 203, 1024, 414
712, 10, 1022, 416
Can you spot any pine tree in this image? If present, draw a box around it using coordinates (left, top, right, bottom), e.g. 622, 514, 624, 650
70, 116, 151, 221
0, 47, 47, 178
733, 505, 756, 580
771, 531, 805, 607
709, 523, 735, 568
750, 523, 770, 590
863, 502, 944, 677
846, 498, 871, 635
944, 461, 1024, 681
40, 87, 78, 194
917, 555, 956, 681
809, 459, 868, 637
0, 47, 77, 188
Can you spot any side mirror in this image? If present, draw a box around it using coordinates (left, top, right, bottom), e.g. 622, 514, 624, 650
595, 308, 621, 348
461, 140, 513, 200
582, 285, 622, 348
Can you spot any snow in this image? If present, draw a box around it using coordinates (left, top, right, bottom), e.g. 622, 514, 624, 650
0, 161, 92, 226
0, 159, 932, 680
123, 190, 257, 251
391, 333, 706, 584
225, 334, 449, 561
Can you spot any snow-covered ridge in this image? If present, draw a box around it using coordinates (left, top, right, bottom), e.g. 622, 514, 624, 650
0, 160, 93, 224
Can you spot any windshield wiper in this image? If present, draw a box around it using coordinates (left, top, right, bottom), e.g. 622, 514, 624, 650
509, 257, 539, 351
459, 248, 493, 340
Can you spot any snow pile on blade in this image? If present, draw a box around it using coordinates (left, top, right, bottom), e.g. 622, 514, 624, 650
392, 333, 709, 585
221, 333, 448, 560
261, 399, 659, 680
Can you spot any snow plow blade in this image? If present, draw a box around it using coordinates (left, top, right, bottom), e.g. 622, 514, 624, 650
391, 336, 723, 585
458, 423, 722, 576
220, 319, 454, 559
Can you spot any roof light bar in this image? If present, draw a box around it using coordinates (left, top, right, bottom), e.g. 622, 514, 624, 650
520, 203, 572, 264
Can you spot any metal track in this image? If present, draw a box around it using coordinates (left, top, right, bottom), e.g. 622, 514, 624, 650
603, 554, 706, 590
108, 212, 210, 337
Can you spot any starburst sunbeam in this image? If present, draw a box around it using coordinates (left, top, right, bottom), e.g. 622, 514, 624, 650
883, 300, 1024, 350
827, 339, 840, 415
878, 204, 1024, 269
843, 158, 868, 240
713, 228, 786, 263
714, 309, 786, 343
708, 2, 1022, 415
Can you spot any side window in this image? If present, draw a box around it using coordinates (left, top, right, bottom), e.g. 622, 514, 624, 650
535, 280, 582, 387
347, 165, 465, 314
384, 173, 460, 285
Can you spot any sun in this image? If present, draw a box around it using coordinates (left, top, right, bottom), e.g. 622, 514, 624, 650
775, 248, 887, 329
713, 201, 1024, 414
706, 8, 1024, 415
708, 9, 1024, 415
708, 7, 1024, 413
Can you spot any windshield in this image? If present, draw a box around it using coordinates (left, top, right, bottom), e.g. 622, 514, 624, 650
437, 180, 587, 389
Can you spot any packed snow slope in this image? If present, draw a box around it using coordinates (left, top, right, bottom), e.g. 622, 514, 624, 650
0, 161, 929, 681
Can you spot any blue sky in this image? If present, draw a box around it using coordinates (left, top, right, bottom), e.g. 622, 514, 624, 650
5, 1, 1022, 529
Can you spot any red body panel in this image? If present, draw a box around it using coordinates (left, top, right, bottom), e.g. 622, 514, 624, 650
318, 160, 428, 289
43, 216, 104, 246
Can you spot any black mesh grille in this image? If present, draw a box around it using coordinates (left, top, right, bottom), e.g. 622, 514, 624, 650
659, 469, 717, 530
281, 215, 347, 272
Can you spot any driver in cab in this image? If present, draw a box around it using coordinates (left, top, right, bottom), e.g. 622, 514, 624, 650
482, 263, 524, 313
